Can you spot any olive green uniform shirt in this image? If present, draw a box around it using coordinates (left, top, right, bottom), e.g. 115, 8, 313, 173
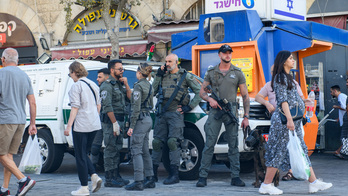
204, 63, 246, 103
153, 68, 201, 112
99, 75, 127, 116
130, 78, 154, 129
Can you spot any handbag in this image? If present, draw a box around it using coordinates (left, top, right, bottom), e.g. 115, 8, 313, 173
340, 138, 348, 155
279, 103, 304, 124
287, 130, 311, 180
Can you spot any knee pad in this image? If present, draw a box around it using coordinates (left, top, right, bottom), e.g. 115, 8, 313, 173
167, 138, 178, 151
152, 138, 163, 152
91, 144, 101, 156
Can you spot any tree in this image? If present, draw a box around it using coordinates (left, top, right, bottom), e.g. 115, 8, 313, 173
60, 0, 141, 59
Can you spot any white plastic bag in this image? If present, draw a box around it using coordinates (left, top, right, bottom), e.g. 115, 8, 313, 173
19, 135, 42, 175
287, 130, 310, 180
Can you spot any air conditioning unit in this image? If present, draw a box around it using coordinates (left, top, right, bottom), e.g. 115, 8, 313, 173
210, 19, 225, 42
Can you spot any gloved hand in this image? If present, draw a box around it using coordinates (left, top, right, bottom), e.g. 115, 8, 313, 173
113, 121, 120, 136
181, 105, 192, 113
156, 64, 167, 77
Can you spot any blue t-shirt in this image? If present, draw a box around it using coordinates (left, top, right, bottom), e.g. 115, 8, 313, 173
0, 66, 33, 124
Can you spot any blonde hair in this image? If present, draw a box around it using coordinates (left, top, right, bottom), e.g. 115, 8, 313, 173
138, 63, 152, 80
69, 61, 88, 78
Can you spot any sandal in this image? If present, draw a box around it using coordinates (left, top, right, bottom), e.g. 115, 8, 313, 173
334, 152, 345, 159
281, 171, 295, 181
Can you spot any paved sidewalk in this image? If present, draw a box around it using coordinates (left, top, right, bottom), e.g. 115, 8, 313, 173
0, 152, 347, 196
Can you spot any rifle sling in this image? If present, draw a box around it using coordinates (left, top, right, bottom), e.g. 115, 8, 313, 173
162, 71, 187, 113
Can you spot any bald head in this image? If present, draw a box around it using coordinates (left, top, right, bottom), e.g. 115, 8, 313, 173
1, 48, 19, 66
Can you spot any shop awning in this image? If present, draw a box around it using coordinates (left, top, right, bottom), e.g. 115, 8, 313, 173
51, 40, 147, 60
147, 20, 199, 44
171, 30, 198, 60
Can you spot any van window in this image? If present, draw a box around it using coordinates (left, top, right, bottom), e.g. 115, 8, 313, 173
123, 70, 137, 88
87, 70, 99, 86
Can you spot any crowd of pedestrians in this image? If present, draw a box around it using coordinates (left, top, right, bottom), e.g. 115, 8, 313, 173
0, 47, 336, 196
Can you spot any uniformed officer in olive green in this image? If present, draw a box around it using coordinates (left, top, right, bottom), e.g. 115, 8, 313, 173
125, 63, 155, 191
152, 53, 201, 185
196, 44, 250, 188
100, 59, 131, 187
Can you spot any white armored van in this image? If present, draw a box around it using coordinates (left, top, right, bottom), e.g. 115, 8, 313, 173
20, 60, 106, 173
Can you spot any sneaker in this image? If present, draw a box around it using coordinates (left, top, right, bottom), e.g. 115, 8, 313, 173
0, 189, 10, 196
91, 174, 102, 193
71, 186, 89, 196
16, 177, 35, 196
259, 183, 283, 195
309, 179, 332, 193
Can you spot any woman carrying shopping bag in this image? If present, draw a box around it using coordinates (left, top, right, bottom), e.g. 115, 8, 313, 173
259, 51, 332, 195
64, 61, 103, 196
125, 63, 156, 191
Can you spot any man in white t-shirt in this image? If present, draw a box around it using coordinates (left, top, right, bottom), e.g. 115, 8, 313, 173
330, 85, 347, 159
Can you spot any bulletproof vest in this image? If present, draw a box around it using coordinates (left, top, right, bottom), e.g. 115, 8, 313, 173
161, 70, 190, 106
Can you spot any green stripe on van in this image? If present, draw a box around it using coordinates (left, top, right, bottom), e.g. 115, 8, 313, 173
184, 112, 206, 124
63, 109, 71, 124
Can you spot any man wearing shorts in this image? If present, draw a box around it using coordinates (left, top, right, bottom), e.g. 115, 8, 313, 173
0, 48, 37, 196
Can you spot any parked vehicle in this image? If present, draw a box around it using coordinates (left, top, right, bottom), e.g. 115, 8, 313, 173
20, 60, 264, 180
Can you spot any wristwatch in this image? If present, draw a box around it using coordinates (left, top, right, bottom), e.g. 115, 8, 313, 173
243, 114, 249, 119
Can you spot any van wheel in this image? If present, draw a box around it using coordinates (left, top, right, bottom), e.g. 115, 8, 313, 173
38, 129, 65, 173
162, 128, 204, 180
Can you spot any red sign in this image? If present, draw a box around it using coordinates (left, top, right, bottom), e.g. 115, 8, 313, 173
0, 33, 6, 45
52, 44, 146, 60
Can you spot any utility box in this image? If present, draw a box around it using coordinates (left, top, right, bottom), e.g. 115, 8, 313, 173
164, 9, 174, 20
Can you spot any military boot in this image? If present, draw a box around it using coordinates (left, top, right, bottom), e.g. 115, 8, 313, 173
153, 164, 159, 182
104, 170, 124, 187
163, 165, 180, 185
143, 176, 156, 188
113, 168, 130, 186
124, 181, 144, 191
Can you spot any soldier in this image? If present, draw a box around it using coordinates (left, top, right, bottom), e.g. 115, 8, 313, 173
100, 59, 131, 187
125, 63, 155, 191
152, 53, 201, 185
196, 44, 250, 187
91, 68, 110, 170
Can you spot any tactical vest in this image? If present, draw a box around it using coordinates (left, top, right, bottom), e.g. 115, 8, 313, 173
162, 69, 190, 106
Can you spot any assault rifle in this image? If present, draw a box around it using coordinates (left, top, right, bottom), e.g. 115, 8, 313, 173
155, 79, 164, 116
206, 85, 239, 125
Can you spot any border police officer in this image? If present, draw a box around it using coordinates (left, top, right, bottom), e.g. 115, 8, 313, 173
125, 63, 155, 191
91, 68, 110, 170
100, 59, 131, 187
196, 44, 250, 187
152, 53, 201, 185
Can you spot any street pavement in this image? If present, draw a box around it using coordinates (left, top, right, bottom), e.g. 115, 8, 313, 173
1, 152, 347, 196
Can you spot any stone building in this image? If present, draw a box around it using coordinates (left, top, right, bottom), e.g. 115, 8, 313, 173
0, 0, 316, 64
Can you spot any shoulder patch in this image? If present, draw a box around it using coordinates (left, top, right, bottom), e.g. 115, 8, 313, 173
101, 90, 107, 100
207, 65, 215, 71
133, 91, 140, 101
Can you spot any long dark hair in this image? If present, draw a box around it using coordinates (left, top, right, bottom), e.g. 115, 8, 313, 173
271, 50, 294, 91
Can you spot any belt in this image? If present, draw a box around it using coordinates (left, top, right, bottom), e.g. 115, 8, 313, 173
115, 114, 125, 121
